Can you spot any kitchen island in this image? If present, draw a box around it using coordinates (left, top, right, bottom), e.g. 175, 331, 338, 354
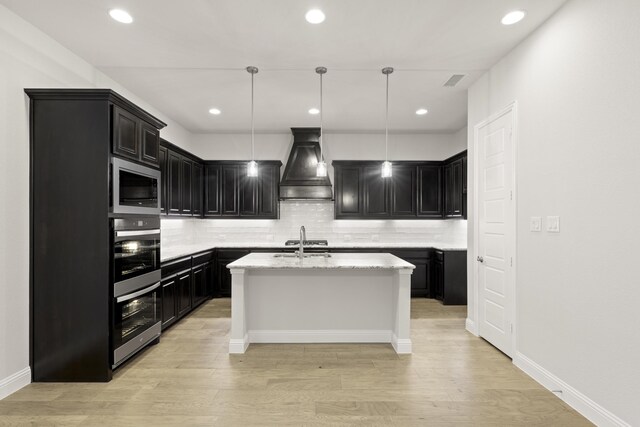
226, 252, 415, 354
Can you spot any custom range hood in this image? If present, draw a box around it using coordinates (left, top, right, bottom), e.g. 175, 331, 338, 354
279, 127, 332, 200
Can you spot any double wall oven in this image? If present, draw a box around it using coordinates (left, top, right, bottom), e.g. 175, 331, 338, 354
111, 157, 162, 368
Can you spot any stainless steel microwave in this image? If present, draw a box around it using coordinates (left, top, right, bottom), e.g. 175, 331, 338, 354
112, 157, 161, 215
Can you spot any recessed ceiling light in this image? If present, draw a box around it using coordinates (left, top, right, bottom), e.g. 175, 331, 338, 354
308, 108, 320, 115
305, 9, 325, 24
416, 108, 428, 115
109, 9, 133, 24
208, 108, 221, 115
501, 10, 526, 25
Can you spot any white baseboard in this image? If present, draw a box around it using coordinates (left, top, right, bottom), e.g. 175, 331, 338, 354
514, 352, 630, 427
391, 334, 412, 354
0, 367, 30, 400
228, 334, 249, 354
248, 329, 393, 344
465, 318, 478, 336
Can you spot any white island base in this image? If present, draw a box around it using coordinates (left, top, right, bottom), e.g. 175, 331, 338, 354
227, 253, 414, 354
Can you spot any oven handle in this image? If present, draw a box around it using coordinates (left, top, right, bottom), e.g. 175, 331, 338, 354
115, 229, 161, 238
116, 281, 161, 303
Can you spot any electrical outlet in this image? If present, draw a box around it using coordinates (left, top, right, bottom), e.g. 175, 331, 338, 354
547, 216, 560, 233
530, 217, 542, 232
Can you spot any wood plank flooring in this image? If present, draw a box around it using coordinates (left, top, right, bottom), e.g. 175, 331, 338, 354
0, 298, 591, 426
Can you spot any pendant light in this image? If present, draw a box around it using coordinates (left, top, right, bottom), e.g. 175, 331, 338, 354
316, 66, 328, 177
247, 66, 259, 177
381, 67, 393, 178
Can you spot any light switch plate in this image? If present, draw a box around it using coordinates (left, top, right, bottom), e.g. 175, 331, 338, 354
547, 216, 560, 232
530, 217, 542, 232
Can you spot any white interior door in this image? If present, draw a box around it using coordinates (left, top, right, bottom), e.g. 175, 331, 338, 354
476, 107, 515, 358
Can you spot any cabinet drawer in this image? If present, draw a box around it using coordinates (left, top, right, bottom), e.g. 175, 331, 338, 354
161, 257, 191, 278
192, 250, 214, 265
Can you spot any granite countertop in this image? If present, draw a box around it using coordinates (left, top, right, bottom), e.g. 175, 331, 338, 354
161, 242, 467, 262
227, 252, 415, 270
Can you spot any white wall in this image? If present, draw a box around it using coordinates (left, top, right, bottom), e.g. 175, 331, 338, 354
467, 0, 639, 425
0, 5, 192, 398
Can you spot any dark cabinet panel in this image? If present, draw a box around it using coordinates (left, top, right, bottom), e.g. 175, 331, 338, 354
192, 263, 209, 308
159, 145, 168, 215
176, 269, 192, 317
335, 166, 362, 218
167, 151, 181, 215
192, 162, 203, 217
418, 165, 442, 218
221, 165, 239, 216
216, 250, 250, 297
389, 249, 431, 298
161, 277, 177, 329
240, 172, 258, 216
112, 106, 139, 160
204, 164, 221, 217
444, 158, 463, 218
181, 158, 193, 215
462, 155, 468, 219
258, 163, 279, 218
432, 250, 467, 305
140, 121, 160, 166
363, 165, 390, 217
390, 165, 416, 217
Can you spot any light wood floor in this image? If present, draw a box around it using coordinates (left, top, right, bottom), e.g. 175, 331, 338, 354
0, 298, 591, 426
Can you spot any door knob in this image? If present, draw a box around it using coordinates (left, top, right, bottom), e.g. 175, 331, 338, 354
477, 256, 484, 263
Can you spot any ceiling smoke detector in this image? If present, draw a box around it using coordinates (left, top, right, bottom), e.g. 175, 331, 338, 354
444, 74, 465, 87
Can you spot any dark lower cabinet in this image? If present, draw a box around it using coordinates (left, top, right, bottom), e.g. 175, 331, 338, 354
215, 249, 250, 297
389, 249, 431, 298
432, 250, 467, 305
192, 262, 211, 307
161, 276, 177, 329
176, 269, 192, 317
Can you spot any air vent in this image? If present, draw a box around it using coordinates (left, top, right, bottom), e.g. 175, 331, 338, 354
444, 74, 465, 87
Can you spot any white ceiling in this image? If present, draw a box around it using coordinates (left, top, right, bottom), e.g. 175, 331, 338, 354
2, 0, 567, 133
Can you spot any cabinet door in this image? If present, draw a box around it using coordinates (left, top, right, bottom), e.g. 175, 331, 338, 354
462, 155, 468, 219
407, 258, 429, 298
433, 259, 444, 300
335, 166, 362, 218
140, 122, 160, 166
167, 151, 181, 215
177, 270, 192, 317
216, 259, 232, 297
191, 263, 208, 308
240, 171, 258, 216
112, 106, 140, 161
204, 164, 221, 216
161, 277, 177, 329
258, 164, 279, 218
159, 145, 168, 215
450, 159, 463, 217
363, 165, 390, 217
443, 164, 453, 217
221, 165, 239, 216
181, 157, 193, 215
417, 165, 442, 217
390, 165, 416, 217
192, 162, 203, 217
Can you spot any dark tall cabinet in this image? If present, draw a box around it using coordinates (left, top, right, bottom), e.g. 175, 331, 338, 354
27, 89, 166, 381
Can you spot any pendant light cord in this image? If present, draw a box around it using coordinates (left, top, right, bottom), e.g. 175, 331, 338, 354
385, 71, 389, 162
251, 70, 255, 161
320, 72, 323, 159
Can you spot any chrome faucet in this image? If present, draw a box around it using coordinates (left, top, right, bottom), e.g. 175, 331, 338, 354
299, 226, 306, 258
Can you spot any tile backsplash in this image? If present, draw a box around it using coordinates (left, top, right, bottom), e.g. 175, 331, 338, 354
161, 200, 467, 247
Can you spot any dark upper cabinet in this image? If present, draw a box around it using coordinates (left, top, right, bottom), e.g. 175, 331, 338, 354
221, 165, 240, 216
240, 171, 258, 217
444, 156, 464, 218
258, 163, 279, 218
417, 164, 442, 218
204, 164, 221, 217
335, 165, 362, 218
363, 165, 390, 217
167, 151, 181, 215
112, 105, 160, 167
192, 162, 203, 217
140, 122, 160, 166
159, 145, 168, 215
112, 106, 139, 160
390, 165, 416, 217
181, 157, 193, 216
